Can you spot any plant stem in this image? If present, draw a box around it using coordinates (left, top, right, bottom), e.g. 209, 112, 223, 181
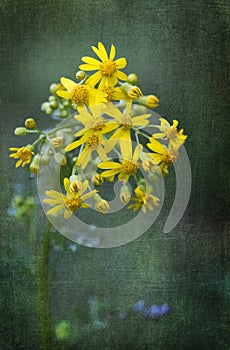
37, 221, 54, 350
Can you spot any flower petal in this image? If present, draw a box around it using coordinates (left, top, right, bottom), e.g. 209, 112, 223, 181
56, 90, 71, 99
86, 71, 102, 87
109, 44, 116, 60
115, 70, 128, 81
46, 204, 64, 215
60, 77, 76, 90
81, 56, 101, 66
98, 161, 121, 169
115, 57, 127, 69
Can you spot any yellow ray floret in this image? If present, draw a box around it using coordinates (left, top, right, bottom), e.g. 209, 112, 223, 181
43, 178, 97, 219
56, 77, 107, 111
9, 146, 34, 168
79, 42, 128, 88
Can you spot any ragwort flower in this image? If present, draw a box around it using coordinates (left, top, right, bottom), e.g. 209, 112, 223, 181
98, 144, 141, 183
79, 42, 128, 88
56, 77, 107, 110
9, 146, 34, 168
43, 178, 97, 219
128, 186, 160, 213
153, 118, 187, 148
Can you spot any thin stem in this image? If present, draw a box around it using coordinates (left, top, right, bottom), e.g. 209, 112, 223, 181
37, 221, 54, 350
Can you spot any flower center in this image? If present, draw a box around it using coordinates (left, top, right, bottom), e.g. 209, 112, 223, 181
121, 160, 138, 174
166, 126, 177, 139
72, 85, 88, 104
163, 149, 177, 164
17, 147, 33, 161
121, 116, 132, 130
65, 198, 82, 211
100, 60, 116, 76
102, 87, 114, 101
86, 134, 99, 148
92, 118, 105, 132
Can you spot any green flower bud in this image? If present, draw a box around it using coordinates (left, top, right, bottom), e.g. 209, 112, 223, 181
45, 106, 53, 115
54, 152, 67, 166
121, 82, 142, 99
14, 127, 28, 136
55, 321, 70, 341
25, 144, 35, 152
60, 110, 68, 118
41, 102, 50, 112
49, 83, 58, 94
92, 194, 110, 214
127, 73, 138, 85
40, 154, 50, 165
136, 95, 159, 109
48, 95, 56, 102
120, 184, 131, 203
30, 154, 41, 174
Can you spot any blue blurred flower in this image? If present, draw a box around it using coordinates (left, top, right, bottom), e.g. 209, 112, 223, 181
133, 300, 145, 312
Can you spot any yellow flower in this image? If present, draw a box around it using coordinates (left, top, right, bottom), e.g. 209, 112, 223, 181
56, 77, 107, 110
104, 102, 151, 158
147, 137, 178, 176
9, 146, 34, 168
98, 144, 141, 183
99, 86, 128, 102
65, 131, 107, 170
43, 178, 97, 219
79, 42, 128, 88
153, 118, 187, 148
128, 186, 160, 213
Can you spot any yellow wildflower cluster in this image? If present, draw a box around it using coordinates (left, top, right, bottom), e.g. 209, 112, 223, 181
9, 42, 188, 217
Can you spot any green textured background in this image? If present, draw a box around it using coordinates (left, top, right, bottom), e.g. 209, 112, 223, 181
0, 0, 229, 349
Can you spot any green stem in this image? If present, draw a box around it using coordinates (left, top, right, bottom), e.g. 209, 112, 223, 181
37, 221, 54, 350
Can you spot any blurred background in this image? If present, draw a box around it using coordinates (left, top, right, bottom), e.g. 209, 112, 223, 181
0, 0, 229, 349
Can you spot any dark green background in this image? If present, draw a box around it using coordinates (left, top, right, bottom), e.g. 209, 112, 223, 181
1, 1, 229, 349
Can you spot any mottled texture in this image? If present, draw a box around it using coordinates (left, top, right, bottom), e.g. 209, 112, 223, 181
0, 1, 229, 349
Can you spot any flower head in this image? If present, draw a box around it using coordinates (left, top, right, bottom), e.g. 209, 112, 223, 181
9, 146, 34, 168
99, 144, 141, 183
43, 178, 97, 219
147, 137, 178, 176
79, 42, 128, 88
128, 186, 160, 213
153, 118, 187, 148
56, 77, 107, 111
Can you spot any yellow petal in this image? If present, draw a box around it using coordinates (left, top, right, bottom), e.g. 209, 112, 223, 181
64, 209, 73, 219
16, 159, 22, 168
81, 56, 101, 66
79, 180, 89, 196
115, 57, 127, 69
120, 138, 132, 160
96, 144, 107, 162
97, 42, 109, 61
46, 204, 64, 215
43, 198, 62, 205
79, 63, 99, 71
81, 189, 97, 201
86, 71, 102, 87
56, 90, 71, 99
64, 178, 72, 196
98, 161, 122, 169
109, 44, 116, 60
60, 77, 76, 90
147, 138, 167, 155
133, 144, 142, 162
115, 70, 128, 81
65, 139, 84, 152
101, 169, 120, 177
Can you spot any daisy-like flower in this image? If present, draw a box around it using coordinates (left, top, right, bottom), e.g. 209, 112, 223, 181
128, 186, 160, 213
43, 178, 97, 219
73, 108, 118, 140
147, 137, 178, 176
65, 131, 107, 170
56, 77, 107, 111
9, 146, 34, 168
104, 102, 151, 158
153, 118, 187, 148
79, 42, 128, 88
98, 144, 141, 183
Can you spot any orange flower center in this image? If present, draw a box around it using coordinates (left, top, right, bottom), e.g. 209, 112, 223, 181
64, 198, 82, 211
72, 85, 88, 104
121, 160, 138, 174
166, 126, 178, 139
100, 60, 116, 76
102, 87, 114, 101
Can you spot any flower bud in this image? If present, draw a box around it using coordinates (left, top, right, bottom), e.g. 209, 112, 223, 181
69, 180, 83, 193
121, 82, 142, 99
45, 106, 53, 115
25, 118, 37, 130
92, 174, 104, 187
40, 154, 50, 165
142, 159, 156, 172
76, 70, 87, 81
147, 173, 158, 184
25, 144, 35, 152
137, 179, 146, 193
29, 154, 41, 174
120, 184, 131, 204
127, 73, 138, 85
51, 136, 63, 149
49, 83, 58, 94
137, 95, 159, 109
41, 102, 50, 112
14, 127, 28, 136
93, 194, 110, 214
